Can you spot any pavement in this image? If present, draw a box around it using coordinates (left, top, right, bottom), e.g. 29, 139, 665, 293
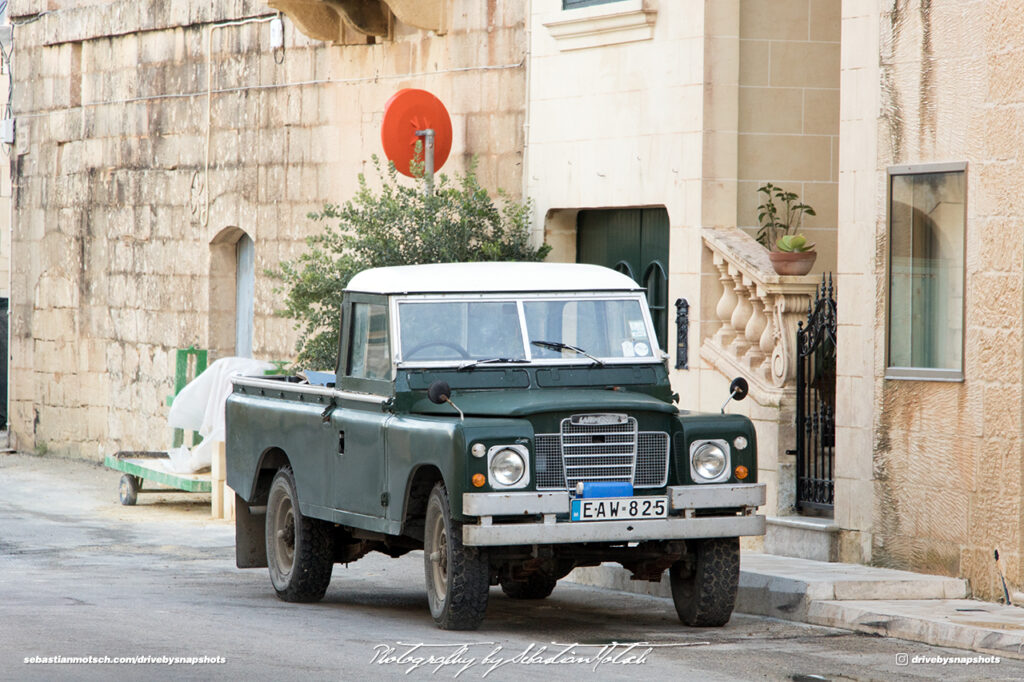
6, 446, 1024, 665
568, 550, 1024, 661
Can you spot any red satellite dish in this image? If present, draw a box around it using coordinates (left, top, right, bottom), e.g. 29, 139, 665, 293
381, 89, 453, 178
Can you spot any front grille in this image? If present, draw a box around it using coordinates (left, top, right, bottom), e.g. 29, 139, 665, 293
535, 434, 564, 489
535, 414, 669, 490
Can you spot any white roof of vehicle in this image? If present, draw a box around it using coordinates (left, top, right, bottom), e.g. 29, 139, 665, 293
346, 262, 643, 295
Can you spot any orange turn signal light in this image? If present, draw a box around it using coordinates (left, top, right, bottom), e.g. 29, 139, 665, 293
734, 465, 749, 480
472, 473, 486, 488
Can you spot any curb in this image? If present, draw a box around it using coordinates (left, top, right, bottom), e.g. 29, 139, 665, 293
565, 553, 1024, 660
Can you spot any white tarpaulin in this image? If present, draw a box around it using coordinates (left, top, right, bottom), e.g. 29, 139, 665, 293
165, 357, 273, 474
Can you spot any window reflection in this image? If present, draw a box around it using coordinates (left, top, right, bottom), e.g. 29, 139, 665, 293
888, 170, 965, 373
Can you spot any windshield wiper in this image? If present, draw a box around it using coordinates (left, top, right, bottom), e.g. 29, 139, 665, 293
530, 340, 605, 366
456, 358, 530, 372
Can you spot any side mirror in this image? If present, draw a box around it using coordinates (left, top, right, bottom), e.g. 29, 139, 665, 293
427, 380, 463, 420
720, 377, 749, 413
427, 380, 451, 404
729, 377, 749, 401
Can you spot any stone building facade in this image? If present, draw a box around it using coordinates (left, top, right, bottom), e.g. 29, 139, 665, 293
10, 0, 841, 544
836, 0, 1024, 600
12, 0, 1024, 601
8, 0, 526, 457
527, 0, 840, 520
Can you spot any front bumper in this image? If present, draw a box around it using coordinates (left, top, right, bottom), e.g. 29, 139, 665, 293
461, 483, 765, 546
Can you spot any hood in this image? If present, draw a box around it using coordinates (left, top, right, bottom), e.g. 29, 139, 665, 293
410, 388, 677, 417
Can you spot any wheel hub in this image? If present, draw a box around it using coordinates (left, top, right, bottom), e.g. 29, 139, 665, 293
273, 501, 296, 574
429, 512, 448, 605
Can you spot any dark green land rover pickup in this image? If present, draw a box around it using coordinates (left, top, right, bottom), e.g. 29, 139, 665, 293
226, 262, 765, 630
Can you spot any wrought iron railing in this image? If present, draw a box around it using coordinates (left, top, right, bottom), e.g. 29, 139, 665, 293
795, 275, 837, 513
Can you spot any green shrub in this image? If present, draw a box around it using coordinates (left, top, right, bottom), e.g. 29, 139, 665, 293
271, 156, 550, 369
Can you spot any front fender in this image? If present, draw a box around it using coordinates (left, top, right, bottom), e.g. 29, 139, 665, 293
386, 414, 533, 522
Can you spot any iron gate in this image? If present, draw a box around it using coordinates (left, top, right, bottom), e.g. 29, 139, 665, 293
795, 275, 836, 514
0, 298, 7, 427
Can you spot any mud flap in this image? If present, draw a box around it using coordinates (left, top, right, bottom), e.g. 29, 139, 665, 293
235, 493, 268, 568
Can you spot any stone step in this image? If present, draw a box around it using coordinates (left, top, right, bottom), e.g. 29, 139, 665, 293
764, 514, 839, 562
738, 552, 968, 620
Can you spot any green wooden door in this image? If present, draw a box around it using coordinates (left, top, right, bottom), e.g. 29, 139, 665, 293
577, 208, 669, 350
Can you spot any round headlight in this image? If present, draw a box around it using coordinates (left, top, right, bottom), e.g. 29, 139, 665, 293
490, 448, 525, 486
692, 443, 727, 481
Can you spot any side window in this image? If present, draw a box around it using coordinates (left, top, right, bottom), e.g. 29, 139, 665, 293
886, 164, 966, 380
348, 303, 391, 381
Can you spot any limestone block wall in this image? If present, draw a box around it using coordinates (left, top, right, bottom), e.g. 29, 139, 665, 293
9, 0, 526, 458
837, 0, 1024, 599
695, 0, 840, 518
734, 0, 840, 274
833, 0, 880, 566
700, 0, 840, 409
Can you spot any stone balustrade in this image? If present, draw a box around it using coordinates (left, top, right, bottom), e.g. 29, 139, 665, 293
701, 227, 821, 406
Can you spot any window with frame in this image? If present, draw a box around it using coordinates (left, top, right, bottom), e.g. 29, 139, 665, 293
348, 302, 391, 380
886, 163, 966, 380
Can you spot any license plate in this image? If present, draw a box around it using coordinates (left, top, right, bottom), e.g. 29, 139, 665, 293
571, 496, 668, 521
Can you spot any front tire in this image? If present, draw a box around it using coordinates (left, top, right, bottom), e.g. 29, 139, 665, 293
424, 482, 489, 630
669, 537, 739, 627
265, 467, 334, 603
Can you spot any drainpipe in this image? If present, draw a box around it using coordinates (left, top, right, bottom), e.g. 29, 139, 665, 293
6, 24, 13, 435
522, 0, 533, 240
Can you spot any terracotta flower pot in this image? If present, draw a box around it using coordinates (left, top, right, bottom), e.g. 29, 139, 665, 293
769, 250, 816, 276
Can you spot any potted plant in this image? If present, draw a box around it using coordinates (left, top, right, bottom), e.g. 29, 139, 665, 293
756, 183, 817, 276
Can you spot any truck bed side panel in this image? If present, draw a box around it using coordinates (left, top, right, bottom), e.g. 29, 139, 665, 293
225, 391, 332, 516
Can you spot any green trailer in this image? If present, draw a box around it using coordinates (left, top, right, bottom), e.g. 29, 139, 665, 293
104, 451, 212, 506
103, 346, 213, 506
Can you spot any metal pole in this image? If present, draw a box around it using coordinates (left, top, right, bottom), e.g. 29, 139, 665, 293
415, 128, 435, 195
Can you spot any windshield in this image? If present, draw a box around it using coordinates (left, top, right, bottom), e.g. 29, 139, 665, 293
397, 296, 657, 365
399, 300, 526, 362
524, 299, 652, 360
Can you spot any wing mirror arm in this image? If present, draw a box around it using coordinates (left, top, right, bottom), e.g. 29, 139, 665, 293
427, 380, 464, 421
720, 377, 749, 414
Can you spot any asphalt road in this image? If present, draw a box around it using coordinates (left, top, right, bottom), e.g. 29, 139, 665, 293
1, 452, 1021, 681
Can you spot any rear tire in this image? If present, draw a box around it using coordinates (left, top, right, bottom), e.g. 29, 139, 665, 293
265, 467, 334, 603
500, 573, 557, 600
669, 537, 739, 627
424, 482, 489, 630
